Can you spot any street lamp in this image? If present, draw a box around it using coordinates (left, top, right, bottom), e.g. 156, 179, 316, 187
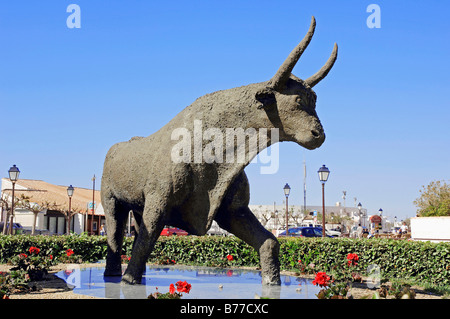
67, 185, 75, 234
275, 210, 279, 229
377, 208, 383, 233
283, 183, 291, 236
318, 165, 330, 237
67, 185, 74, 198
357, 202, 362, 227
7, 165, 20, 235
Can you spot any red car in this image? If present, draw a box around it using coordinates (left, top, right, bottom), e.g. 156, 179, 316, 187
160, 227, 189, 236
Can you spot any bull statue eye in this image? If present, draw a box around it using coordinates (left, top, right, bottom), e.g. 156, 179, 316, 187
295, 96, 307, 107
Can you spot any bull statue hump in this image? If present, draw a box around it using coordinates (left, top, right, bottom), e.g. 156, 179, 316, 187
102, 16, 337, 285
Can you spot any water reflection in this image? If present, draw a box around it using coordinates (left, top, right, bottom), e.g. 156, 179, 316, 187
55, 265, 320, 299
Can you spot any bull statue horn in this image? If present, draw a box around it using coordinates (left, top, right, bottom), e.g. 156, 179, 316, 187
268, 16, 338, 90
304, 42, 338, 88
268, 16, 316, 90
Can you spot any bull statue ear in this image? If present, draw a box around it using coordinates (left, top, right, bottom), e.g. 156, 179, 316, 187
255, 89, 276, 110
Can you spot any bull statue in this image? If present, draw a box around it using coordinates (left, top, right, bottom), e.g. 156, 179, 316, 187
102, 16, 337, 285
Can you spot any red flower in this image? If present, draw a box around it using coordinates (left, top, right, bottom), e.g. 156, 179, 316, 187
169, 283, 176, 294
19, 253, 28, 258
347, 253, 359, 266
312, 272, 330, 288
66, 249, 74, 257
226, 255, 234, 261
49, 255, 53, 260
121, 255, 131, 261
29, 246, 40, 255
175, 281, 192, 294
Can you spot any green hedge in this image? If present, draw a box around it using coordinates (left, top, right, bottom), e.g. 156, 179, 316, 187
0, 234, 109, 263
278, 237, 450, 287
1, 234, 449, 287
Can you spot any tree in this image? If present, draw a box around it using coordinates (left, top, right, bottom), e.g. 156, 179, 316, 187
1, 192, 22, 235
15, 194, 47, 235
29, 199, 82, 235
9, 195, 57, 235
60, 206, 83, 234
259, 208, 272, 227
413, 180, 450, 217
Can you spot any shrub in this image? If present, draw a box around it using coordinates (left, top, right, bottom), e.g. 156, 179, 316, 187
1, 269, 31, 299
8, 246, 54, 281
1, 234, 449, 289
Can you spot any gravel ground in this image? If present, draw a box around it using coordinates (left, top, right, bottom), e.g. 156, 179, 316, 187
0, 264, 443, 299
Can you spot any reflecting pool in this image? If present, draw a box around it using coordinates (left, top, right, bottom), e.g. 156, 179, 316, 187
55, 264, 321, 299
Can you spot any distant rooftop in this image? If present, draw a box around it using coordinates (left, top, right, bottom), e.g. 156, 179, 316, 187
1, 178, 101, 213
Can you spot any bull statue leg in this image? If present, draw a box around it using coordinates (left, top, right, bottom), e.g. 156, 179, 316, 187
120, 196, 166, 284
215, 172, 281, 285
103, 191, 129, 277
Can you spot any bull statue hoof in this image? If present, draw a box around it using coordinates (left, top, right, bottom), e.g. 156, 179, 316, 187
262, 275, 281, 286
121, 273, 139, 285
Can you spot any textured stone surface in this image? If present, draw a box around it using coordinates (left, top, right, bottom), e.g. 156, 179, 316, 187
102, 16, 337, 285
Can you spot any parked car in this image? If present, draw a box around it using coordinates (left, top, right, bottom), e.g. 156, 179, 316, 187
160, 227, 188, 236
314, 225, 341, 237
326, 228, 342, 237
278, 226, 333, 238
0, 222, 23, 234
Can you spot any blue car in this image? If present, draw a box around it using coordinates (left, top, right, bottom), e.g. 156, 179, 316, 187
278, 226, 334, 238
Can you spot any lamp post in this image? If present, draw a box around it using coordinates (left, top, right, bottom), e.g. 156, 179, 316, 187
275, 210, 279, 230
67, 185, 74, 234
318, 165, 330, 237
283, 183, 291, 236
7, 165, 20, 235
377, 208, 383, 233
357, 202, 362, 227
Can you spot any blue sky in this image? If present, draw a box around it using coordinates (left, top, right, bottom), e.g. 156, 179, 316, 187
1, 1, 449, 222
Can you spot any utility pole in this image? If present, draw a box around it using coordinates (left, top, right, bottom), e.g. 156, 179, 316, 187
303, 160, 307, 215
342, 191, 347, 216
91, 174, 96, 235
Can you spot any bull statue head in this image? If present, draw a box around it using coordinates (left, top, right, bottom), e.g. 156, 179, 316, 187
255, 16, 337, 150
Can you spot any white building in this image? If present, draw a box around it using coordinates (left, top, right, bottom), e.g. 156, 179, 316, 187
410, 216, 450, 242
1, 178, 104, 235
248, 202, 370, 235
